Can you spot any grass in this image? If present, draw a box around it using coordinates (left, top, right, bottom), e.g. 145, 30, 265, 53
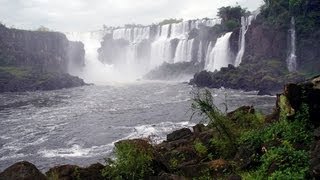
0, 66, 31, 78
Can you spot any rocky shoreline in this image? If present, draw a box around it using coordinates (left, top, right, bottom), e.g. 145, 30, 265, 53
0, 67, 87, 93
1, 75, 319, 179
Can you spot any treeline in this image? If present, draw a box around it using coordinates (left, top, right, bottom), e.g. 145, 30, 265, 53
261, 0, 320, 35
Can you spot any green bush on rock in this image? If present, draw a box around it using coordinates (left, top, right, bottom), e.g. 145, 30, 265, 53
102, 140, 154, 180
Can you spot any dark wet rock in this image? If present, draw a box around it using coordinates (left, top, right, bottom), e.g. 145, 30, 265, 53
189, 71, 213, 87
228, 174, 242, 180
311, 127, 320, 178
144, 62, 201, 81
0, 161, 46, 180
190, 62, 304, 93
275, 76, 320, 127
167, 128, 193, 142
0, 68, 86, 93
193, 124, 206, 134
46, 163, 104, 180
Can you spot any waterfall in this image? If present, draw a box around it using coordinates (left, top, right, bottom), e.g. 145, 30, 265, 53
234, 16, 254, 67
65, 31, 132, 84
205, 32, 233, 72
65, 18, 220, 83
197, 41, 202, 62
287, 17, 297, 72
173, 39, 194, 63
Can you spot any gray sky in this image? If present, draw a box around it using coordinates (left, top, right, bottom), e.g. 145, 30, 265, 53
0, 0, 264, 32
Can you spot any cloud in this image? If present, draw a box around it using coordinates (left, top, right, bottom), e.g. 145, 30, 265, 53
0, 0, 264, 31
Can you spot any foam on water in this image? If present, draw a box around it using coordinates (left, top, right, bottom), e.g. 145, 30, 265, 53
39, 144, 113, 158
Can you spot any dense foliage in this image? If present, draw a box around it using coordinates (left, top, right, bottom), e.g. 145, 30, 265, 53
192, 90, 312, 179
217, 6, 247, 31
102, 140, 154, 180
158, 18, 183, 26
261, 0, 320, 35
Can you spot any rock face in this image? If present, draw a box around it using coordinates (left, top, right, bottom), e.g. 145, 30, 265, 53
0, 24, 86, 92
0, 24, 84, 73
190, 61, 305, 94
0, 161, 46, 180
241, 19, 288, 65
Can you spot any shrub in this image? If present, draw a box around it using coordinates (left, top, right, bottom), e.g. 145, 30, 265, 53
259, 142, 309, 178
194, 140, 208, 156
192, 89, 235, 147
102, 141, 154, 179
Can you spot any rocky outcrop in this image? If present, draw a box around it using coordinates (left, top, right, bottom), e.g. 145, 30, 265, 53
241, 18, 288, 65
0, 24, 86, 92
144, 62, 202, 81
0, 161, 46, 180
46, 163, 104, 180
190, 62, 305, 94
0, 24, 84, 73
297, 30, 320, 73
0, 67, 86, 92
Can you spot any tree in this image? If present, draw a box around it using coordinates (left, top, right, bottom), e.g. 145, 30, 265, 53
217, 6, 247, 23
36, 26, 50, 32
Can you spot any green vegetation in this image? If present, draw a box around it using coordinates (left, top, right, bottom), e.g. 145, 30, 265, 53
102, 141, 154, 180
217, 6, 248, 32
194, 140, 208, 156
261, 0, 320, 35
0, 66, 31, 78
36, 25, 50, 32
99, 85, 313, 179
191, 89, 312, 179
158, 18, 183, 26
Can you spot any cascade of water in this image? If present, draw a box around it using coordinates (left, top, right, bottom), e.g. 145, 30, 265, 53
173, 39, 194, 63
205, 32, 233, 72
234, 15, 254, 67
197, 41, 202, 62
287, 17, 297, 72
204, 41, 213, 65
66, 18, 221, 83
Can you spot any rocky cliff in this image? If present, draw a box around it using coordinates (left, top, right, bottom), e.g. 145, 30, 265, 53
0, 24, 85, 73
0, 24, 86, 92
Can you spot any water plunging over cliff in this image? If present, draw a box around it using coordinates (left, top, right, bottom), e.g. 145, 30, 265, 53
66, 19, 220, 83
66, 31, 138, 84
205, 32, 233, 72
287, 17, 297, 72
234, 16, 254, 67
234, 10, 260, 67
65, 19, 224, 83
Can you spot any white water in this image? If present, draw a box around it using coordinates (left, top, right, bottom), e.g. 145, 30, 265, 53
66, 31, 140, 84
205, 32, 233, 72
173, 39, 194, 63
65, 19, 221, 84
234, 16, 254, 67
287, 17, 297, 72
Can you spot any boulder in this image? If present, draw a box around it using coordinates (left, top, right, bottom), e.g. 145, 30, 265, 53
167, 128, 193, 142
189, 71, 213, 87
0, 161, 46, 180
46, 163, 104, 180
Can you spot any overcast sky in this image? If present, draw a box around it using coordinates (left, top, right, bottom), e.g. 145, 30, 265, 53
0, 0, 264, 32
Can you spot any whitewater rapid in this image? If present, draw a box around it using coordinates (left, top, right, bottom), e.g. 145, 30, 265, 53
0, 82, 276, 171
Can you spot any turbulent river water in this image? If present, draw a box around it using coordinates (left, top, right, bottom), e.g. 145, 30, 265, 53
0, 82, 276, 171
